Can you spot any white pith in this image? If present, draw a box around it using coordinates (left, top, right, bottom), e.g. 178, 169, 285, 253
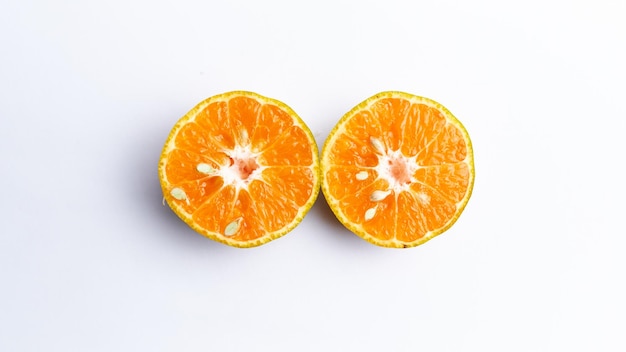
218, 145, 265, 190
361, 145, 428, 222
373, 149, 422, 195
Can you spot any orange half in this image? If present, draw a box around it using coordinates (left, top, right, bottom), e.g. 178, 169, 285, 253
159, 91, 320, 247
321, 92, 474, 248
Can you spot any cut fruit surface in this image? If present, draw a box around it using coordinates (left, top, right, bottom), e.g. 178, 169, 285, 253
321, 92, 474, 248
159, 91, 320, 247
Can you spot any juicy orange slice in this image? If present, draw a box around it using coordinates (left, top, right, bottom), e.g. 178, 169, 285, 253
321, 92, 474, 248
159, 91, 320, 247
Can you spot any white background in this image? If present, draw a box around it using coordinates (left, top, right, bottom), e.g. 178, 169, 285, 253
1, 0, 625, 351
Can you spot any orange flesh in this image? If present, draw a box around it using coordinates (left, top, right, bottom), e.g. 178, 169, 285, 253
323, 95, 473, 246
160, 93, 318, 245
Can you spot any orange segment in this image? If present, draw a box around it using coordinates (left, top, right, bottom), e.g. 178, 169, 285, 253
362, 193, 396, 241
413, 163, 471, 203
395, 192, 428, 242
164, 149, 223, 185
261, 167, 316, 207
194, 101, 236, 150
159, 91, 320, 248
164, 176, 225, 216
248, 179, 300, 232
324, 135, 378, 167
227, 95, 261, 145
408, 183, 456, 233
192, 184, 237, 234
324, 165, 378, 201
258, 125, 315, 166
371, 97, 410, 151
341, 110, 382, 148
321, 91, 474, 248
401, 103, 447, 157
251, 104, 294, 152
417, 122, 469, 165
335, 177, 396, 241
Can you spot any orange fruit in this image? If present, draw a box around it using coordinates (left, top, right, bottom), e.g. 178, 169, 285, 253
321, 92, 474, 248
159, 91, 320, 247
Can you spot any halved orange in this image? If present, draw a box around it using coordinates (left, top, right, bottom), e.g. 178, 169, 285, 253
159, 91, 320, 247
321, 92, 474, 248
